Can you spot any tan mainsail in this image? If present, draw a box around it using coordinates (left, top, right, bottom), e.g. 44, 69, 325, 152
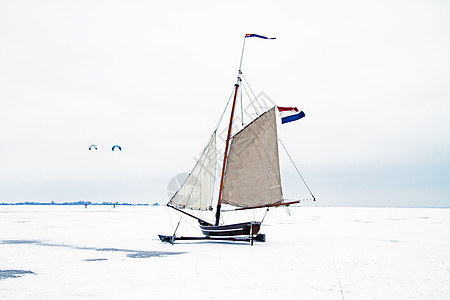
221, 108, 282, 207
169, 132, 216, 210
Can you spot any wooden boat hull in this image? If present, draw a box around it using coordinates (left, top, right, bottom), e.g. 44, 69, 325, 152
199, 221, 261, 237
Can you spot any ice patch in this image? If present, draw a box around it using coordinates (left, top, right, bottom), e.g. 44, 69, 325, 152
1, 239, 40, 245
0, 270, 36, 280
0, 239, 185, 259
126, 251, 180, 258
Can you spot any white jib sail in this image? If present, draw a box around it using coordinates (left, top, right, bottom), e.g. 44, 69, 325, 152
169, 132, 216, 211
222, 107, 283, 207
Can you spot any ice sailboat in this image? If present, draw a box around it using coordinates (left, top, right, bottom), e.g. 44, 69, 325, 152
159, 34, 315, 244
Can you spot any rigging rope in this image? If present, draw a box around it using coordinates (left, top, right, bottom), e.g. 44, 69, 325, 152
278, 137, 315, 200
173, 216, 182, 237
183, 214, 204, 234
241, 73, 316, 201
260, 208, 269, 224
172, 210, 204, 236
214, 85, 236, 132
241, 81, 261, 117
167, 205, 175, 232
241, 74, 264, 113
240, 80, 244, 126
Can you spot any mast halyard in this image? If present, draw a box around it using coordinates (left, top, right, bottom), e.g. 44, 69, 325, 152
215, 36, 247, 226
215, 78, 240, 226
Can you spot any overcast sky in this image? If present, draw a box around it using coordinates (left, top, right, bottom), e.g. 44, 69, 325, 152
1, 0, 449, 207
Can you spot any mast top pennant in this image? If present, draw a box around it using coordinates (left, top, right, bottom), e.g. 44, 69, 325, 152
245, 33, 276, 40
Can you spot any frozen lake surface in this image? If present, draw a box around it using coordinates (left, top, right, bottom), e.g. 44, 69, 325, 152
1, 206, 449, 299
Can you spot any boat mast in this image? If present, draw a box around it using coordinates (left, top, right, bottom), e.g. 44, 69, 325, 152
215, 36, 246, 226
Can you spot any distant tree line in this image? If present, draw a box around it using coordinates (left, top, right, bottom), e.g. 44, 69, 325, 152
0, 201, 151, 206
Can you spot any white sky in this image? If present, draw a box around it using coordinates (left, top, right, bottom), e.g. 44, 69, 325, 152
1, 0, 449, 206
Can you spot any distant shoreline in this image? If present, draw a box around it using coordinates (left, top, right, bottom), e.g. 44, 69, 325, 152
0, 203, 447, 208
0, 201, 157, 206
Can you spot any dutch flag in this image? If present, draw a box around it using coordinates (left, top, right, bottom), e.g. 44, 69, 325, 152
277, 106, 305, 124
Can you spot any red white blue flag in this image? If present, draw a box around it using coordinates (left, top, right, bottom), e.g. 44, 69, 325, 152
277, 107, 305, 124
245, 33, 276, 40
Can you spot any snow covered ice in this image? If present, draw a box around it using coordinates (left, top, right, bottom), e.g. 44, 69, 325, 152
1, 205, 449, 299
